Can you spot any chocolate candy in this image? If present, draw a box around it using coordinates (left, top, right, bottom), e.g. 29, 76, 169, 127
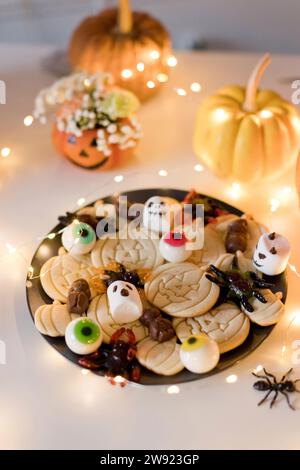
225, 219, 248, 253
149, 317, 175, 342
140, 306, 161, 326
67, 279, 91, 314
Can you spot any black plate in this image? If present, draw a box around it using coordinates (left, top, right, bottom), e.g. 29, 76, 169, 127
26, 188, 287, 385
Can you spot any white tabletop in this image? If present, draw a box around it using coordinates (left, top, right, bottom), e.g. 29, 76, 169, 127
1, 44, 300, 450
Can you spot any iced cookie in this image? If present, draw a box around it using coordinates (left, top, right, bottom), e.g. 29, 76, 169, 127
242, 289, 284, 326
91, 227, 164, 270
144, 262, 220, 318
40, 253, 101, 303
136, 337, 184, 376
34, 302, 80, 337
87, 293, 148, 343
173, 302, 250, 353
189, 225, 226, 267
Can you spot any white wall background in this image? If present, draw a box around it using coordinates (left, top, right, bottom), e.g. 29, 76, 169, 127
0, 0, 300, 53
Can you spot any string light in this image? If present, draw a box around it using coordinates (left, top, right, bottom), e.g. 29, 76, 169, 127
213, 108, 229, 123
114, 175, 124, 183
146, 80, 156, 89
158, 169, 168, 177
190, 82, 202, 93
5, 243, 16, 254
175, 88, 187, 97
24, 115, 34, 126
157, 73, 168, 83
228, 182, 242, 200
167, 56, 178, 67
1, 147, 11, 158
253, 365, 263, 374
194, 164, 204, 172
47, 233, 56, 240
84, 78, 91, 88
121, 69, 133, 79
288, 263, 300, 277
81, 369, 89, 375
226, 374, 238, 383
150, 50, 160, 60
167, 385, 180, 394
269, 198, 280, 213
113, 375, 126, 384
260, 110, 273, 119
27, 266, 34, 279
136, 62, 145, 72
77, 197, 86, 206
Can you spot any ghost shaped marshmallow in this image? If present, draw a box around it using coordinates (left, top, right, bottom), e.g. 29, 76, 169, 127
142, 196, 181, 234
159, 231, 191, 263
107, 281, 143, 324
253, 232, 290, 276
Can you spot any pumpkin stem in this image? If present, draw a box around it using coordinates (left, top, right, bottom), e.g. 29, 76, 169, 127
118, 0, 133, 34
244, 53, 271, 112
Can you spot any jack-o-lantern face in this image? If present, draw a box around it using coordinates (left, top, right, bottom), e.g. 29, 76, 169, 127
252, 232, 290, 276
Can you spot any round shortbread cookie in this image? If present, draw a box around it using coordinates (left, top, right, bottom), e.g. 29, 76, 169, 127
34, 302, 80, 337
91, 227, 164, 270
40, 253, 103, 303
144, 262, 220, 318
189, 225, 227, 267
241, 289, 284, 326
173, 302, 250, 354
87, 293, 148, 344
136, 337, 184, 376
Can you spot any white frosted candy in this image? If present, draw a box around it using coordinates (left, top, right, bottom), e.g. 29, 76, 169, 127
159, 231, 190, 263
142, 196, 181, 234
61, 222, 96, 255
107, 281, 143, 324
180, 333, 220, 374
253, 232, 290, 276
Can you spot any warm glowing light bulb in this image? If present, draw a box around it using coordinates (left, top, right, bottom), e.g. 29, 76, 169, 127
136, 62, 145, 72
114, 175, 124, 183
157, 73, 168, 83
167, 385, 180, 394
81, 369, 89, 375
77, 197, 86, 206
1, 147, 11, 158
158, 169, 168, 177
47, 233, 56, 240
260, 109, 273, 119
190, 82, 202, 93
24, 115, 34, 126
194, 164, 204, 172
228, 182, 241, 200
175, 88, 187, 97
150, 50, 160, 60
114, 375, 125, 384
226, 374, 238, 383
121, 69, 133, 79
269, 198, 280, 212
167, 56, 178, 67
214, 108, 229, 123
146, 80, 156, 89
84, 78, 91, 87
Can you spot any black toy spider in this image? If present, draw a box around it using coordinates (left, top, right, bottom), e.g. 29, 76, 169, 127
205, 265, 273, 312
252, 368, 300, 410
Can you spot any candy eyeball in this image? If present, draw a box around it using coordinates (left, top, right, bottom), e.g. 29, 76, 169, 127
180, 333, 220, 374
62, 221, 96, 255
65, 317, 102, 355
159, 231, 191, 263
143, 196, 181, 234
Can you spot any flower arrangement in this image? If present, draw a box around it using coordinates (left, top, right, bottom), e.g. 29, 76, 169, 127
34, 72, 142, 170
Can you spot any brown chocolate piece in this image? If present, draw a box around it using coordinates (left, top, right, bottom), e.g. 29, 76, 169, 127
67, 278, 91, 314
225, 219, 248, 253
140, 307, 161, 327
149, 317, 175, 343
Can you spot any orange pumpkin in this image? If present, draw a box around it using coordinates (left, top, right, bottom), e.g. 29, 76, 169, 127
68, 0, 172, 101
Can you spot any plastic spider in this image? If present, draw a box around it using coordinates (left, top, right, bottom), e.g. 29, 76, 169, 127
205, 265, 273, 312
252, 368, 300, 410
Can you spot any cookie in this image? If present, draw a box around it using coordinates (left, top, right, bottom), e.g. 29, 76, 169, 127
91, 226, 164, 270
136, 337, 184, 376
144, 262, 219, 318
40, 252, 103, 303
241, 289, 284, 326
87, 293, 148, 343
173, 302, 250, 353
34, 301, 80, 337
189, 225, 226, 267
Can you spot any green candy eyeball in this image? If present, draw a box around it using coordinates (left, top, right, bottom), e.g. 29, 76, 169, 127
62, 222, 96, 255
65, 318, 102, 355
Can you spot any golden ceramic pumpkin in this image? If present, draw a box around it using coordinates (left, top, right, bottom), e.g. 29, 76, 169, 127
194, 54, 300, 182
68, 0, 172, 101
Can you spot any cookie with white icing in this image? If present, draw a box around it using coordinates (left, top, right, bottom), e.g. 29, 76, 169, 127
173, 302, 250, 353
189, 225, 226, 267
136, 337, 184, 376
144, 262, 219, 318
34, 301, 80, 337
241, 289, 284, 326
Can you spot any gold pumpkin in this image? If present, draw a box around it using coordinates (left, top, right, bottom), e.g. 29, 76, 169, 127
69, 0, 172, 102
194, 54, 300, 182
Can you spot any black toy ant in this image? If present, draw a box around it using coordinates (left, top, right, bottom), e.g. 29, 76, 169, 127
252, 368, 300, 410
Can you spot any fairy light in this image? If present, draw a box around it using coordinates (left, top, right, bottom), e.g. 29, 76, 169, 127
213, 108, 229, 123
23, 115, 34, 126
167, 56, 178, 67
260, 109, 273, 119
158, 169, 168, 177
175, 88, 187, 97
146, 80, 156, 89
190, 82, 202, 93
1, 147, 11, 158
194, 163, 204, 172
114, 175, 124, 183
228, 182, 242, 200
113, 375, 126, 384
5, 242, 16, 254
269, 198, 280, 213
84, 78, 91, 88
167, 385, 180, 394
81, 369, 89, 376
157, 73, 168, 83
136, 62, 145, 72
77, 197, 86, 206
289, 263, 300, 277
226, 374, 238, 383
150, 50, 160, 60
121, 69, 133, 79
27, 266, 34, 279
253, 364, 263, 374
47, 233, 56, 240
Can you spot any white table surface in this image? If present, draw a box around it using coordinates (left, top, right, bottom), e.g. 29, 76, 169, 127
1, 44, 300, 450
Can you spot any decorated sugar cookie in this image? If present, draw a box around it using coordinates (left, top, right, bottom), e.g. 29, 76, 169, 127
253, 232, 290, 276
144, 262, 220, 318
107, 280, 143, 323
34, 302, 80, 337
142, 196, 181, 234
62, 221, 96, 255
136, 337, 184, 376
173, 302, 250, 354
241, 288, 284, 326
87, 293, 148, 343
180, 334, 220, 374
65, 317, 102, 354
189, 225, 226, 267
159, 231, 190, 263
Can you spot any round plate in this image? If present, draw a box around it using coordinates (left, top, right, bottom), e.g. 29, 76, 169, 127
26, 188, 287, 386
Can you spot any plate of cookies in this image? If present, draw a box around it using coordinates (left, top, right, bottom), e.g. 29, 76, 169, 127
26, 188, 289, 385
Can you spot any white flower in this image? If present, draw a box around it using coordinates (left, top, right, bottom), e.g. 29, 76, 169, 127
107, 124, 117, 134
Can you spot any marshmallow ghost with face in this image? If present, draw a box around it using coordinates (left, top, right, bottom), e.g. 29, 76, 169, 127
253, 232, 290, 276
142, 196, 181, 234
107, 280, 143, 324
